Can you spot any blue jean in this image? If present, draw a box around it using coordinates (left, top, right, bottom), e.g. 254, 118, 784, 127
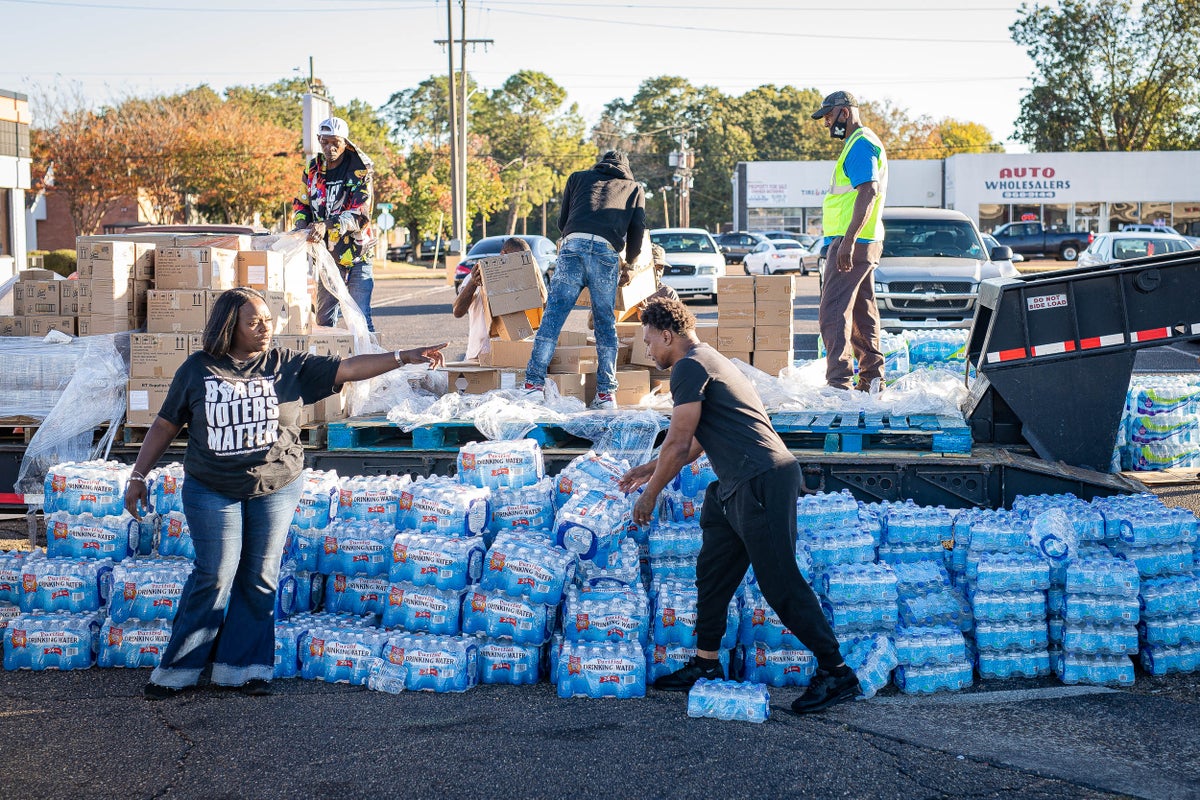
317, 259, 375, 332
149, 474, 302, 688
525, 238, 619, 394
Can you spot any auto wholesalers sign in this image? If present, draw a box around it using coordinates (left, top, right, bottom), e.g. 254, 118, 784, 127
984, 166, 1072, 200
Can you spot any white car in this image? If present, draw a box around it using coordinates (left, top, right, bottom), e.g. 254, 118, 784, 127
1077, 231, 1194, 268
743, 238, 809, 276
649, 228, 726, 302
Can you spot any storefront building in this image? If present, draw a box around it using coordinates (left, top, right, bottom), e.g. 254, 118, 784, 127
0, 89, 31, 284
733, 151, 1200, 237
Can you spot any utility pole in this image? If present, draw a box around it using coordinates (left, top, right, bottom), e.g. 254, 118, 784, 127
669, 130, 694, 228
436, 0, 491, 252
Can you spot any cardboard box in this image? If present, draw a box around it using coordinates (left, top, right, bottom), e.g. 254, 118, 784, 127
282, 290, 311, 335
14, 281, 59, 316
78, 314, 136, 336
614, 321, 642, 342
630, 331, 657, 368
575, 261, 658, 322
716, 276, 755, 301
479, 251, 547, 318
26, 315, 76, 337
548, 372, 589, 402
586, 368, 651, 407
0, 316, 26, 336
557, 330, 589, 346
716, 326, 755, 352
487, 339, 534, 369
549, 345, 598, 374
130, 333, 202, 379
694, 324, 719, 347
147, 290, 209, 333
752, 350, 794, 375
305, 329, 355, 358
755, 325, 794, 352
754, 274, 796, 301
491, 311, 535, 342
616, 343, 632, 365
723, 351, 752, 365
154, 247, 237, 290
717, 303, 755, 326
57, 282, 81, 315
311, 389, 348, 423
76, 239, 136, 263
442, 365, 502, 395
126, 378, 174, 427
18, 268, 58, 281
272, 335, 307, 351
76, 242, 154, 282
755, 304, 794, 327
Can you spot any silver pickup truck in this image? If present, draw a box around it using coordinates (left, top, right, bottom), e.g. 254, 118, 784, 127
816, 207, 1019, 330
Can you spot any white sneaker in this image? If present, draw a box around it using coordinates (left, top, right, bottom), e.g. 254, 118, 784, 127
588, 392, 617, 410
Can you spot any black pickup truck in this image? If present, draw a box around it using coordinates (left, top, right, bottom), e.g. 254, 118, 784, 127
990, 222, 1090, 261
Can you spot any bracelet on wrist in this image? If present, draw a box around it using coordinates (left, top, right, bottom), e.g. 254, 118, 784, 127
394, 349, 404, 366
129, 472, 146, 484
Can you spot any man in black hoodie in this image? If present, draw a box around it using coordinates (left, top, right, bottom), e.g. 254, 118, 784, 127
523, 150, 646, 409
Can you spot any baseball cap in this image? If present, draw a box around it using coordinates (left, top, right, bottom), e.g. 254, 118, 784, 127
318, 117, 350, 139
811, 91, 858, 120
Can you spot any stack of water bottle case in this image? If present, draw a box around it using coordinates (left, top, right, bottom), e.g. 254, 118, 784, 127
3, 443, 1199, 723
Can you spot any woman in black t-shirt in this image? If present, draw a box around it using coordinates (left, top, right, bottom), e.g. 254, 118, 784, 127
124, 288, 445, 700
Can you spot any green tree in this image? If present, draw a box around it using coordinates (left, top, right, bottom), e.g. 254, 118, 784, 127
1011, 0, 1200, 151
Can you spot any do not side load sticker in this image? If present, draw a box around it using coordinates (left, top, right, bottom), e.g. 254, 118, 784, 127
1027, 293, 1068, 311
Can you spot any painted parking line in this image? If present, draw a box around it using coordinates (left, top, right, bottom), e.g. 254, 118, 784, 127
372, 286, 452, 307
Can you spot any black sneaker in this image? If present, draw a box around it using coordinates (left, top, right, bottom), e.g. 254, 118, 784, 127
143, 682, 183, 701
652, 656, 725, 692
239, 678, 272, 697
791, 668, 860, 714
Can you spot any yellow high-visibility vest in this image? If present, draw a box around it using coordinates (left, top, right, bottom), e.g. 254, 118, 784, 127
823, 126, 888, 241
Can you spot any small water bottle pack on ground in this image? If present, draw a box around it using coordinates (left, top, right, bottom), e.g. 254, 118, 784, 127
382, 633, 478, 692
555, 640, 646, 699
477, 640, 541, 685
4, 610, 102, 670
843, 634, 900, 698
461, 587, 552, 645
299, 623, 388, 685
1138, 573, 1200, 675
97, 618, 172, 668
687, 678, 769, 723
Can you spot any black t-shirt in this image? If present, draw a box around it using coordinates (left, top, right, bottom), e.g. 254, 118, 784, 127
323, 157, 354, 218
670, 343, 795, 500
157, 348, 342, 499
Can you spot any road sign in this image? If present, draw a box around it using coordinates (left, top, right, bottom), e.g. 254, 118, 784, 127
376, 210, 395, 231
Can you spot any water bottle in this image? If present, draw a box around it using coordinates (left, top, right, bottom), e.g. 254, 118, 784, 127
687, 678, 770, 723
1140, 642, 1200, 676
147, 463, 186, 516
893, 661, 973, 694
337, 475, 411, 524
20, 557, 112, 613
299, 624, 387, 685
645, 644, 730, 683
107, 558, 193, 623
322, 573, 389, 616
740, 643, 817, 688
364, 656, 407, 694
977, 648, 1051, 679
4, 610, 101, 671
397, 476, 489, 536
554, 451, 631, 508
563, 585, 650, 645
844, 634, 899, 699
821, 563, 898, 605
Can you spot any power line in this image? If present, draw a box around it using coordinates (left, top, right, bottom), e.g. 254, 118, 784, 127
478, 0, 1017, 10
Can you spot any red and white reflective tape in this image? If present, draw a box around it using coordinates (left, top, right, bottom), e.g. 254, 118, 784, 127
0, 492, 41, 506
1130, 327, 1171, 343
1079, 333, 1126, 350
985, 347, 1028, 364
1030, 340, 1077, 357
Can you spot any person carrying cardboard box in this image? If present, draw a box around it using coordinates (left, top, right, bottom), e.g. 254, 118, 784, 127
452, 237, 533, 362
523, 150, 646, 410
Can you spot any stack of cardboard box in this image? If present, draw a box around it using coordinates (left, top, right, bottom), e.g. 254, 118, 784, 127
713, 275, 795, 374
76, 240, 155, 335
3, 269, 76, 337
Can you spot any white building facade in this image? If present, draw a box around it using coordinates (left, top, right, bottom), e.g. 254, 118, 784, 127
733, 151, 1200, 238
0, 90, 31, 285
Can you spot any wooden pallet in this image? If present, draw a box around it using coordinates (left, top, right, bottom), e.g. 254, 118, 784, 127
770, 411, 972, 455
325, 416, 588, 452
0, 418, 116, 446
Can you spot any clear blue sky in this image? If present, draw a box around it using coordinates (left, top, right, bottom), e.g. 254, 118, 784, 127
0, 0, 1036, 152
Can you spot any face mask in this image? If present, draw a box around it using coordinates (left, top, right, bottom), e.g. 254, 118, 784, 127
830, 109, 848, 140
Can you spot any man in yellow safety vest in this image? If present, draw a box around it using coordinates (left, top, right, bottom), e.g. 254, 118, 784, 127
813, 91, 889, 391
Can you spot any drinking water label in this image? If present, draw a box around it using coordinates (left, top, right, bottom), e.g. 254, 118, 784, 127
98, 619, 171, 668
390, 533, 485, 591
672, 456, 716, 498
565, 604, 649, 645
323, 574, 389, 616
301, 628, 386, 684
461, 589, 550, 645
44, 462, 130, 516
337, 476, 410, 523
382, 584, 463, 635
384, 634, 478, 693
0, 604, 19, 630
457, 440, 544, 490
107, 561, 192, 623
149, 464, 185, 515
741, 644, 816, 687
21, 559, 112, 613
3, 612, 101, 671
490, 487, 555, 533
319, 531, 390, 577
477, 641, 541, 685
555, 451, 630, 507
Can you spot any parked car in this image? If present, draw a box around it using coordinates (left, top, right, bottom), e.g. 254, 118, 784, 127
649, 228, 725, 302
1077, 231, 1194, 268
754, 229, 803, 242
818, 208, 1018, 331
743, 238, 809, 276
387, 239, 444, 263
990, 221, 1090, 261
453, 235, 557, 290
714, 231, 768, 264
1120, 223, 1200, 248
982, 233, 1024, 271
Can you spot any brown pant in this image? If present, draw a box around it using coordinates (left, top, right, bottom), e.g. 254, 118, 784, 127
818, 237, 885, 390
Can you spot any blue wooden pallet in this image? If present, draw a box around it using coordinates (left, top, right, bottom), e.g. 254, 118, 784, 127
325, 416, 586, 452
769, 411, 972, 455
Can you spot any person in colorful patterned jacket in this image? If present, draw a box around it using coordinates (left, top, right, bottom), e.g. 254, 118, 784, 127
293, 116, 378, 332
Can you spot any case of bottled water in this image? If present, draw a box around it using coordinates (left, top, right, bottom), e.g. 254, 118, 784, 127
397, 477, 489, 536
1062, 622, 1138, 655
157, 512, 195, 560
687, 678, 769, 723
1063, 593, 1140, 625
274, 620, 303, 678
893, 661, 974, 694
648, 556, 697, 585
457, 439, 544, 490
1065, 557, 1140, 598
671, 455, 716, 498
561, 585, 650, 645
977, 649, 1051, 679
381, 583, 463, 635
4, 611, 101, 671
481, 533, 576, 606
284, 525, 321, 572
477, 640, 541, 685
904, 329, 968, 367
364, 656, 407, 694
555, 640, 646, 699
740, 643, 816, 688
383, 633, 478, 692
975, 620, 1049, 653
844, 634, 899, 699
19, 557, 113, 613
1057, 652, 1135, 686
881, 502, 953, 548
322, 574, 389, 616
98, 618, 172, 668
1139, 574, 1200, 618
795, 491, 860, 532
46, 511, 137, 561
148, 463, 185, 515
107, 558, 192, 623
644, 643, 730, 683
651, 580, 739, 649
336, 475, 411, 524
971, 591, 1047, 624
461, 588, 552, 645
898, 590, 972, 631
0, 551, 27, 604
821, 600, 898, 634
821, 563, 898, 605
1140, 642, 1200, 675
647, 521, 703, 560
389, 531, 485, 592
293, 469, 339, 530
489, 477, 555, 538
804, 529, 876, 571
1110, 542, 1194, 578
300, 624, 387, 685
576, 537, 641, 587
317, 520, 394, 577
43, 461, 131, 517
893, 626, 968, 667
970, 552, 1050, 593
738, 589, 803, 650
554, 489, 628, 564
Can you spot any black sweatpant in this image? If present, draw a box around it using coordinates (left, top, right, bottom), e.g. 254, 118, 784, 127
694, 461, 843, 670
